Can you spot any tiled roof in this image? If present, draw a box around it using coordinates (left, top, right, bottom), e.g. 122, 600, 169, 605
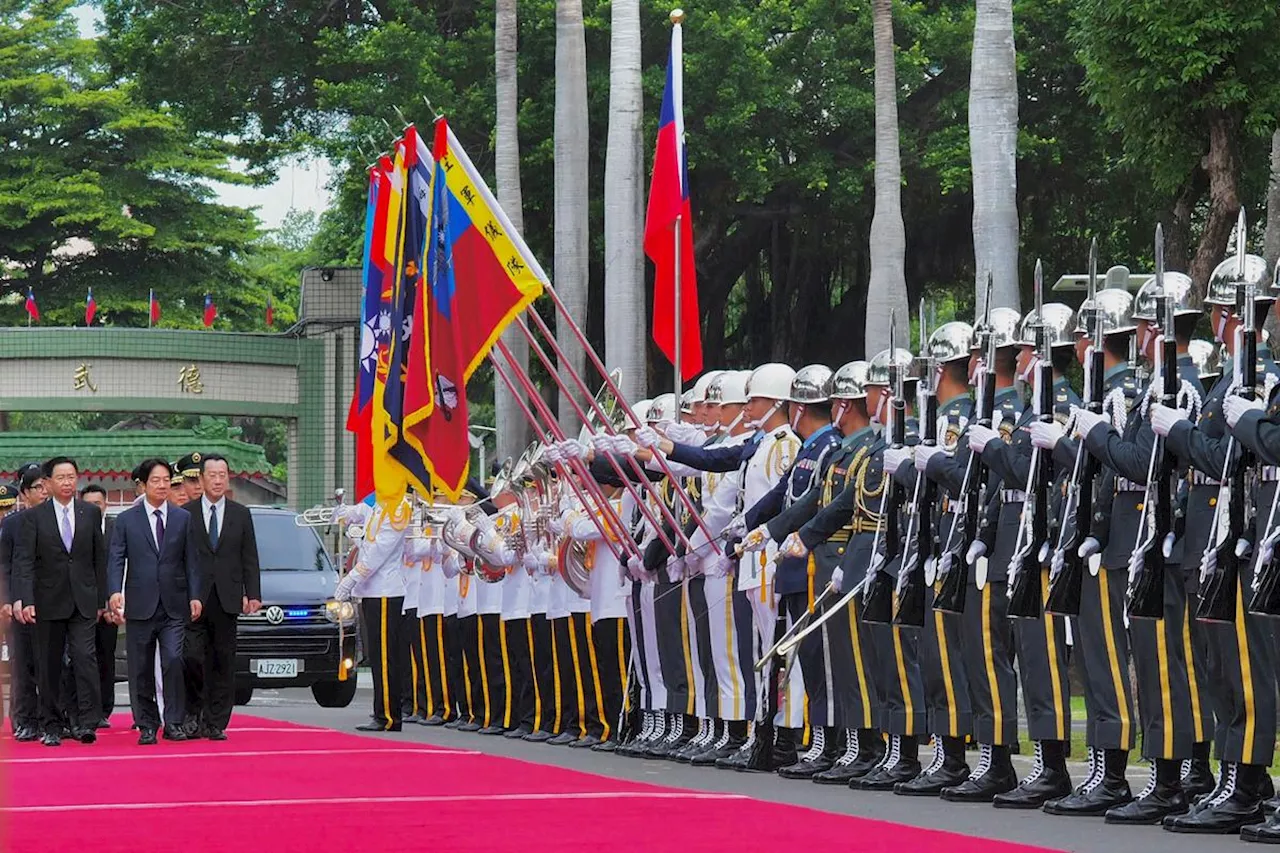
0, 429, 273, 478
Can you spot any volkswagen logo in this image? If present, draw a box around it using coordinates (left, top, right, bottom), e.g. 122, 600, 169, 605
264, 606, 285, 625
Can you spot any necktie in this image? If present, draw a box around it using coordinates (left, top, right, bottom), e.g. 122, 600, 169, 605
208, 505, 219, 549
154, 509, 165, 551
61, 506, 73, 552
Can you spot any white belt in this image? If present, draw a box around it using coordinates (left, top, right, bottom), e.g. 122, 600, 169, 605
1001, 489, 1026, 503
1115, 477, 1145, 493
1263, 467, 1280, 483
1187, 471, 1220, 487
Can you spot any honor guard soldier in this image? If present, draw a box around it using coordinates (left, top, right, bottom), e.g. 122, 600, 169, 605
177, 453, 204, 505
3, 464, 47, 741
1038, 287, 1142, 816
0, 482, 23, 734
739, 364, 841, 778
335, 497, 411, 732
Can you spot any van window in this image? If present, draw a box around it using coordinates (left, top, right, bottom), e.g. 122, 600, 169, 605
251, 513, 334, 572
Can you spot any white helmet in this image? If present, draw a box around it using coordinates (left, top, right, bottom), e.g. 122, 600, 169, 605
691, 370, 723, 403
647, 393, 677, 424
626, 399, 652, 429
745, 363, 796, 402
716, 370, 751, 405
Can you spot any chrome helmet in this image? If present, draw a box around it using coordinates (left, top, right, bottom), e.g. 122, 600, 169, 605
1206, 254, 1269, 308
1186, 339, 1219, 381
1016, 303, 1075, 348
1075, 288, 1136, 337
744, 363, 796, 401
830, 361, 871, 399
866, 348, 917, 386
679, 389, 696, 414
928, 322, 974, 363
1132, 272, 1198, 320
788, 364, 833, 404
977, 307, 1022, 350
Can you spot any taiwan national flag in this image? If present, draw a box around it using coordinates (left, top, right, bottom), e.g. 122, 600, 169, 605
84, 288, 96, 326
25, 288, 39, 323
389, 119, 545, 502
644, 19, 703, 381
149, 289, 161, 325
202, 293, 217, 328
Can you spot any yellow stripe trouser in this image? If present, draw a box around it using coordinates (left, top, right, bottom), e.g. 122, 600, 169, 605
1098, 571, 1132, 748
586, 619, 610, 740
981, 585, 1002, 743
499, 621, 513, 729
436, 616, 451, 720
527, 620, 542, 731
478, 617, 492, 728
1182, 598, 1205, 743
567, 618, 588, 737
550, 624, 563, 733
1041, 569, 1066, 741
379, 599, 392, 730
419, 619, 434, 719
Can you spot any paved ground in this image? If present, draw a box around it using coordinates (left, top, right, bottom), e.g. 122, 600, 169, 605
209, 676, 1263, 853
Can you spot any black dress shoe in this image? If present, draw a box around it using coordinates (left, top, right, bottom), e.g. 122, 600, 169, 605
95, 719, 111, 730
421, 715, 446, 727
504, 726, 533, 739
72, 727, 96, 745
569, 734, 602, 749
993, 766, 1073, 809
14, 725, 39, 742
523, 730, 554, 743
206, 728, 228, 742
138, 729, 158, 746
41, 732, 62, 747
162, 726, 188, 741
1166, 763, 1269, 835
547, 731, 580, 746
354, 721, 402, 732
591, 739, 618, 753
457, 721, 482, 732
443, 717, 464, 730
477, 725, 506, 735
402, 713, 426, 726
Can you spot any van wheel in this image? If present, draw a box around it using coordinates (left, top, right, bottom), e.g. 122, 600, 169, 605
234, 684, 254, 706
312, 679, 358, 708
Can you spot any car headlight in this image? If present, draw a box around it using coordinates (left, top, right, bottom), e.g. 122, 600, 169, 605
324, 600, 356, 624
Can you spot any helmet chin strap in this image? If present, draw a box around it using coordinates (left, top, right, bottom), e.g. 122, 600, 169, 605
1139, 323, 1157, 358
745, 399, 784, 432
872, 392, 888, 426
1017, 355, 1039, 384
723, 409, 747, 434
1214, 310, 1231, 344
832, 400, 849, 426
789, 403, 805, 431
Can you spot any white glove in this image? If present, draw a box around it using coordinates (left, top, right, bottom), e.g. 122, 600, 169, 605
589, 433, 614, 455
966, 540, 986, 566
1236, 538, 1253, 560
684, 551, 703, 576
542, 443, 563, 464
936, 551, 953, 581
1029, 421, 1066, 450
884, 446, 913, 475
704, 553, 734, 579
781, 532, 809, 559
1077, 536, 1101, 559
634, 426, 662, 449
609, 434, 639, 455
627, 556, 648, 581
1049, 546, 1065, 579
914, 444, 944, 471
1259, 532, 1280, 570
724, 514, 748, 538
1072, 408, 1109, 439
667, 422, 703, 444
547, 515, 566, 537
568, 516, 599, 540
1150, 403, 1190, 437
334, 573, 358, 602
967, 425, 1000, 454
667, 557, 686, 582
441, 553, 462, 579
555, 438, 589, 461
1224, 394, 1265, 428
741, 526, 771, 553
831, 567, 845, 593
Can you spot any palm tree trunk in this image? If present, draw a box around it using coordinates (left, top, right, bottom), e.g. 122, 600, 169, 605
970, 0, 1020, 312
493, 0, 531, 465
555, 0, 590, 433
866, 0, 908, 356
603, 0, 644, 403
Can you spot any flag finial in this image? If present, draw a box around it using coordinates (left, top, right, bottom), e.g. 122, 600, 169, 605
670, 8, 685, 24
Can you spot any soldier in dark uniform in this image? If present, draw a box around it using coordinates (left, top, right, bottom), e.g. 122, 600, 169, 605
3, 464, 47, 741
896, 321, 977, 796
925, 308, 1022, 803
740, 365, 842, 778
0, 483, 20, 733
1040, 288, 1143, 816
776, 361, 885, 785
1162, 251, 1278, 835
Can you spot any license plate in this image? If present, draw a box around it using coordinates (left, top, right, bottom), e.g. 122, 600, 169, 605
255, 659, 298, 678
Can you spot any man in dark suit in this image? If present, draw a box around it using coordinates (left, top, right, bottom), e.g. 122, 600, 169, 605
12, 457, 108, 746
78, 484, 118, 727
1, 467, 43, 741
108, 458, 202, 745
183, 453, 261, 740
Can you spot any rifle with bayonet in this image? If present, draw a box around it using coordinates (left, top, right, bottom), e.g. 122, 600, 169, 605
1007, 261, 1055, 618
1045, 240, 1104, 616
862, 314, 907, 625
1127, 224, 1178, 619
893, 300, 937, 627
934, 273, 996, 615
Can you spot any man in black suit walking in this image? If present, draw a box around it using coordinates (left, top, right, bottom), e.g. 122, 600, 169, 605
108, 458, 202, 745
77, 484, 118, 728
11, 457, 108, 746
183, 453, 261, 740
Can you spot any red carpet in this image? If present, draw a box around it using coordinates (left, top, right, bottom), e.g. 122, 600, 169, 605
2, 715, 1063, 852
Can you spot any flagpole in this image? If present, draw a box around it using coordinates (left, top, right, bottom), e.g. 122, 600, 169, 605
671, 9, 684, 401
148, 289, 153, 329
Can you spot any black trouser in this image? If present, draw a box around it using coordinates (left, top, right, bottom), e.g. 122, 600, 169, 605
37, 613, 99, 732
125, 610, 185, 731
1073, 568, 1136, 751
1128, 563, 1198, 760
443, 614, 468, 722
410, 613, 454, 721
461, 613, 509, 729
1012, 569, 1072, 743
960, 580, 1019, 745
591, 616, 631, 742
550, 616, 583, 735
866, 620, 926, 737
8, 621, 40, 730
527, 614, 555, 733
360, 596, 407, 729
183, 602, 239, 730
403, 609, 423, 718
96, 620, 118, 719
653, 577, 692, 716
685, 578, 719, 719
503, 617, 534, 731
459, 614, 485, 725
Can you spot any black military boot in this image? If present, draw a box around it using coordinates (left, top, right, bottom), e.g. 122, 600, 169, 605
648, 714, 695, 758
1166, 762, 1270, 834
895, 736, 970, 796
682, 719, 723, 763
856, 735, 922, 791
1043, 747, 1132, 815
716, 724, 757, 770
1241, 802, 1280, 843
1105, 759, 1188, 824
813, 729, 861, 785
696, 720, 745, 766
672, 718, 713, 763
940, 743, 1018, 802
619, 711, 663, 757
739, 723, 779, 773
1182, 742, 1216, 800
778, 726, 837, 779
994, 740, 1073, 809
